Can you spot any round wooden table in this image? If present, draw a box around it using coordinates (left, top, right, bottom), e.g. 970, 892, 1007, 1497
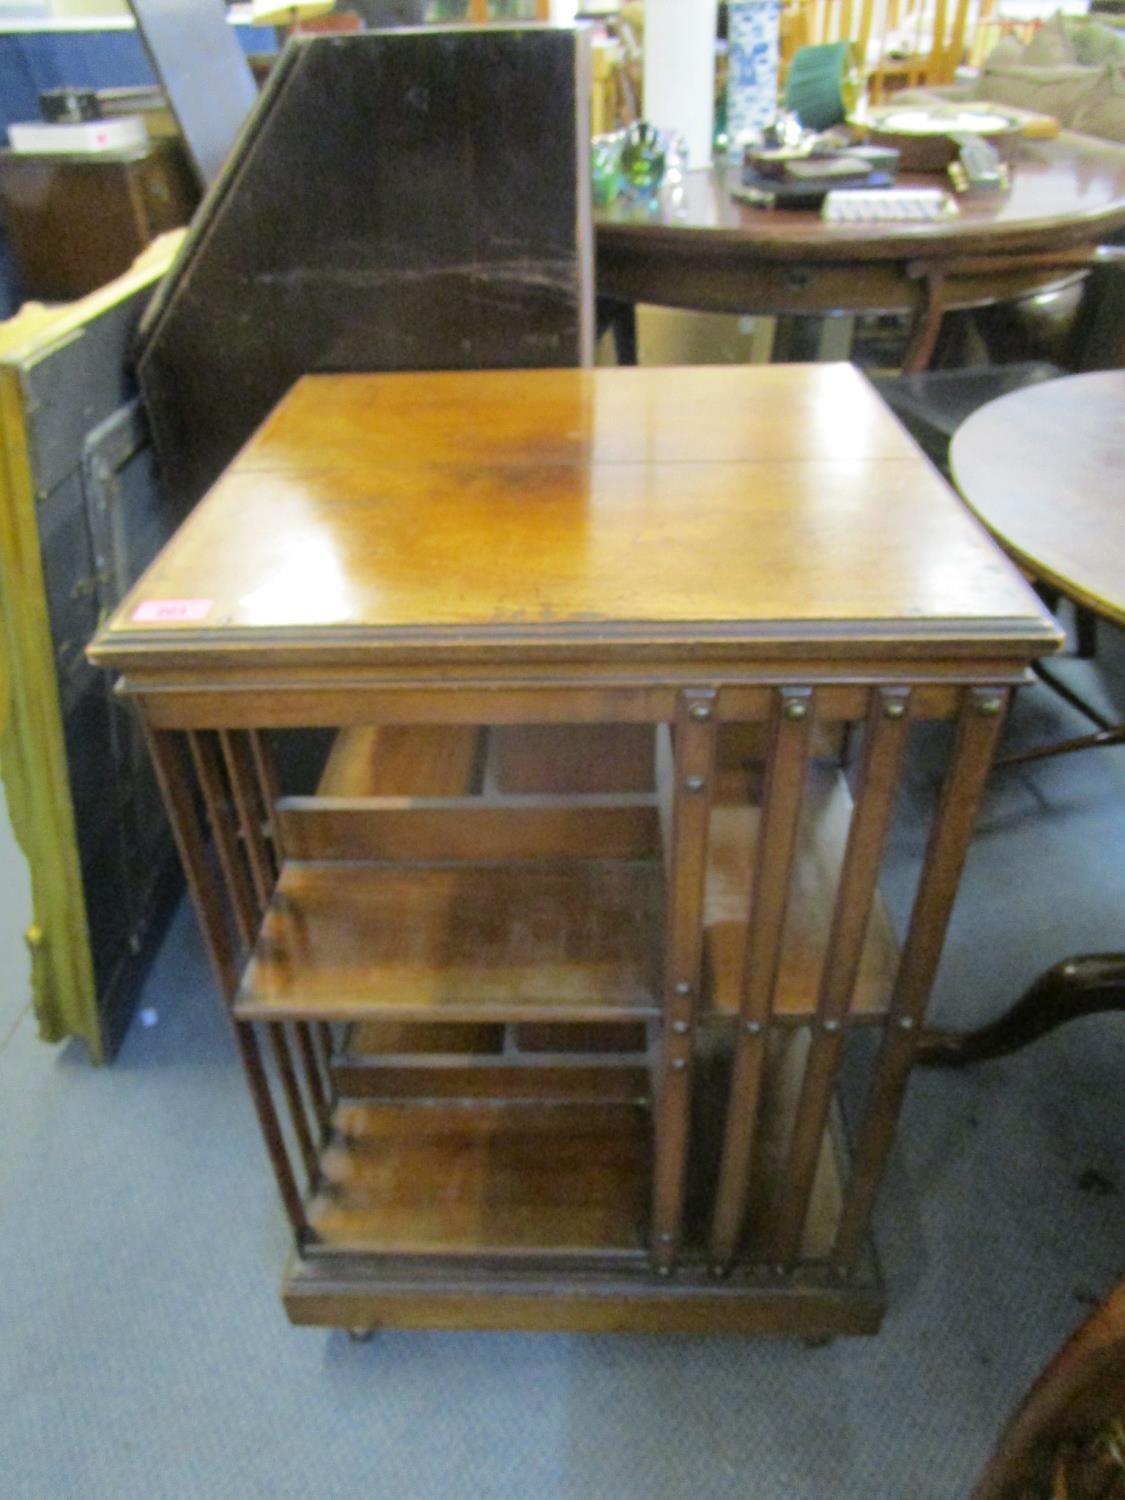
595, 134, 1125, 364
920, 368, 1125, 1074
951, 369, 1125, 629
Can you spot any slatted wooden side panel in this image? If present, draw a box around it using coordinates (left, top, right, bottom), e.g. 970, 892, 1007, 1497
708, 684, 1007, 1274
146, 727, 330, 1245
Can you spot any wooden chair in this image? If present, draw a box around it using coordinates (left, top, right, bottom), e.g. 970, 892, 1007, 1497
782, 0, 996, 103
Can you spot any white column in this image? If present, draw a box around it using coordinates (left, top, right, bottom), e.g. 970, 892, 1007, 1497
642, 0, 719, 169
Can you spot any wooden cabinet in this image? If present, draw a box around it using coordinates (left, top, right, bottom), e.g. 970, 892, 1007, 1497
88, 363, 1058, 1336
0, 140, 197, 302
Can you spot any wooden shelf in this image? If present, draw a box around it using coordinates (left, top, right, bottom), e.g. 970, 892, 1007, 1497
703, 765, 899, 1023
235, 860, 663, 1024
307, 1101, 650, 1260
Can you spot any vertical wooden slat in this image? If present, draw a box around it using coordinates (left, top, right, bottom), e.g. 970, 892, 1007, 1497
144, 725, 308, 1246
909, 0, 927, 87
769, 687, 911, 1266
857, 0, 880, 100
942, 0, 972, 82
269, 1022, 319, 1187
188, 731, 257, 953
237, 1023, 310, 1244
710, 687, 815, 1269
651, 689, 718, 1273
296, 1019, 332, 1137
927, 0, 950, 79
144, 726, 239, 1004
219, 730, 273, 910
840, 0, 856, 46
221, 730, 332, 1135
248, 728, 285, 873
833, 686, 1009, 1271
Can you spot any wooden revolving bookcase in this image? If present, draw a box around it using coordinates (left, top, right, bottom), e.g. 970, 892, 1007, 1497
89, 364, 1058, 1336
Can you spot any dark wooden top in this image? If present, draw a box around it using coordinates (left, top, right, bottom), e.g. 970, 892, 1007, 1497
596, 134, 1125, 263
951, 370, 1125, 628
90, 364, 1056, 676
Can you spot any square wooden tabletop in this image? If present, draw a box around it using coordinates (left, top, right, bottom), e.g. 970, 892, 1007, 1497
92, 364, 1057, 671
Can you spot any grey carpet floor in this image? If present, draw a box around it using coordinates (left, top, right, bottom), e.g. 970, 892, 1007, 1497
2, 620, 1122, 1500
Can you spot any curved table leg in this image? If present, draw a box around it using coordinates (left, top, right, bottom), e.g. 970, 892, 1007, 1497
917, 953, 1125, 1068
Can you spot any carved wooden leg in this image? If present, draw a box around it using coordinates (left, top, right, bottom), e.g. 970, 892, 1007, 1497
917, 953, 1125, 1068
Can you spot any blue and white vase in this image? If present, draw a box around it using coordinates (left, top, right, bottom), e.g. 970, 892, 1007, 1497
726, 0, 783, 144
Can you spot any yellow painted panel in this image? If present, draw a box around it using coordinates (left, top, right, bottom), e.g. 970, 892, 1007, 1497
0, 230, 184, 1061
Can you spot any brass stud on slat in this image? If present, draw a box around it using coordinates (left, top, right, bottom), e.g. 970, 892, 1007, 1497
657, 1265, 672, 1277
977, 696, 1003, 717
674, 980, 692, 996
784, 700, 808, 722
672, 1020, 690, 1035
883, 700, 907, 720
823, 1018, 841, 1033
670, 1058, 688, 1072
659, 1231, 674, 1244
684, 775, 707, 793
742, 1020, 763, 1035
897, 1015, 916, 1030
689, 702, 712, 721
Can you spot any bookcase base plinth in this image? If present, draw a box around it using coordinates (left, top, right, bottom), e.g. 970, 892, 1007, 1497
282, 1254, 886, 1337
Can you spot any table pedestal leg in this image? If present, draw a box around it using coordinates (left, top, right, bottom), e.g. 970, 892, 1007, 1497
917, 954, 1125, 1068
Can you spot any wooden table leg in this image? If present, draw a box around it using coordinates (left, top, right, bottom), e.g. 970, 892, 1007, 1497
995, 659, 1125, 769
918, 953, 1125, 1068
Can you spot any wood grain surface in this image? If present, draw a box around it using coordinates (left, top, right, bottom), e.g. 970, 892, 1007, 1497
308, 1101, 650, 1256
236, 859, 663, 1023
93, 365, 1053, 676
951, 370, 1125, 628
